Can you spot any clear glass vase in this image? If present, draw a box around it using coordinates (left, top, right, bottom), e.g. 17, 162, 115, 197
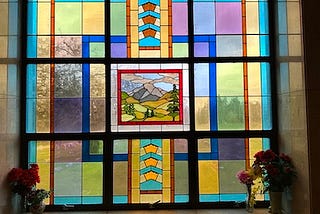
246, 184, 254, 213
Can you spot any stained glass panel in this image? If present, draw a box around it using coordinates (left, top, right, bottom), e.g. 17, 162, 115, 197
111, 63, 190, 132
110, 0, 188, 58
28, 140, 104, 205
193, 0, 269, 57
113, 138, 189, 204
27, 1, 105, 58
24, 0, 272, 208
198, 138, 270, 202
194, 62, 272, 131
26, 64, 106, 133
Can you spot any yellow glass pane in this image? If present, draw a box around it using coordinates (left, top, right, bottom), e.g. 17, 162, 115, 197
248, 63, 261, 95
163, 188, 171, 202
131, 26, 138, 42
131, 189, 140, 203
131, 43, 139, 57
36, 98, 50, 133
199, 161, 219, 194
130, 11, 138, 25
132, 170, 140, 188
247, 35, 260, 57
160, 43, 169, 57
195, 97, 210, 131
246, 2, 259, 34
163, 153, 170, 170
249, 97, 262, 130
37, 141, 50, 163
163, 170, 170, 188
140, 194, 161, 203
132, 139, 140, 153
160, 0, 168, 9
37, 36, 50, 58
131, 0, 138, 10
162, 139, 170, 153
38, 3, 51, 35
198, 138, 211, 153
249, 138, 262, 165
161, 26, 169, 40
160, 11, 169, 25
0, 4, 8, 35
0, 65, 7, 99
38, 163, 50, 194
90, 64, 105, 97
140, 50, 160, 58
132, 154, 140, 170
83, 3, 104, 34
113, 162, 128, 194
0, 37, 8, 58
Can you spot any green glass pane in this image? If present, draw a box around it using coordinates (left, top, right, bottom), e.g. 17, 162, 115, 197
219, 160, 245, 193
83, 162, 103, 196
173, 43, 188, 57
217, 63, 243, 96
89, 140, 103, 155
90, 42, 105, 57
55, 3, 81, 34
174, 161, 189, 194
110, 3, 126, 35
54, 163, 81, 196
217, 96, 244, 130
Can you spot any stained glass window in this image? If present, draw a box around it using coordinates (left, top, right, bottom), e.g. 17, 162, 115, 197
24, 0, 272, 210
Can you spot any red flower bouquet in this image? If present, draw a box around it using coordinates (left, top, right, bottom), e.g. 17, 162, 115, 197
253, 150, 296, 192
7, 164, 40, 196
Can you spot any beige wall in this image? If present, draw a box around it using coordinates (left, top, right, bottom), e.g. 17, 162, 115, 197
0, 1, 21, 213
275, 0, 320, 213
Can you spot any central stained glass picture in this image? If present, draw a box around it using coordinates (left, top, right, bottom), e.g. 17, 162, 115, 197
118, 69, 183, 125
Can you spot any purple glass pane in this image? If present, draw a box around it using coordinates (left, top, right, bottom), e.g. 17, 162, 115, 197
55, 141, 82, 162
111, 43, 127, 58
218, 138, 245, 160
172, 3, 188, 35
216, 3, 242, 34
54, 98, 82, 132
194, 42, 209, 57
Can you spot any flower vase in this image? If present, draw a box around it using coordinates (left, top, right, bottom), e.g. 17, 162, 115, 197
29, 201, 46, 214
245, 184, 254, 213
269, 191, 283, 214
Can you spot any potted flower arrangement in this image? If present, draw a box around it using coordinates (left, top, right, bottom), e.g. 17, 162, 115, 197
7, 164, 50, 214
252, 150, 296, 214
252, 150, 296, 193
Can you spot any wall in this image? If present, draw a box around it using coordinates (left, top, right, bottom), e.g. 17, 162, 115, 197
0, 0, 21, 213
274, 0, 311, 213
301, 0, 320, 213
